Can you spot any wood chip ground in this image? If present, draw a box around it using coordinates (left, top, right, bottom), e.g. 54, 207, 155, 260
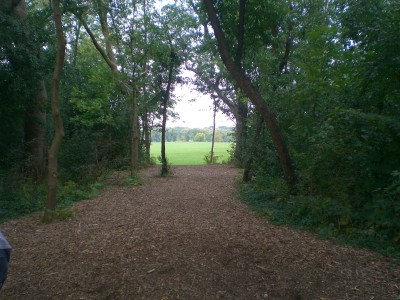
1, 165, 399, 299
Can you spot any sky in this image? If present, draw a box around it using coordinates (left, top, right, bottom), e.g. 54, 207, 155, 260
155, 0, 235, 129
170, 83, 235, 128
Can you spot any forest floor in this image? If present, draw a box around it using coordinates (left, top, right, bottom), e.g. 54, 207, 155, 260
1, 165, 400, 299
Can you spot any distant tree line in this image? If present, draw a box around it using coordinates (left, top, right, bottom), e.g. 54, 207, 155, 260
151, 127, 234, 143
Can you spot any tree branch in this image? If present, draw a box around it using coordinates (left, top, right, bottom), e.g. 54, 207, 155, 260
76, 14, 118, 72
203, 0, 296, 189
235, 0, 245, 64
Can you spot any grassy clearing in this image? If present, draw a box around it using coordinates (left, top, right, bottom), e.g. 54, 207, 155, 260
150, 142, 232, 165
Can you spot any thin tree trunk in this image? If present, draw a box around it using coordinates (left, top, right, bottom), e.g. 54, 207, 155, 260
160, 95, 168, 176
130, 80, 139, 176
161, 55, 175, 176
142, 111, 151, 164
46, 0, 66, 214
203, 0, 296, 189
210, 99, 217, 163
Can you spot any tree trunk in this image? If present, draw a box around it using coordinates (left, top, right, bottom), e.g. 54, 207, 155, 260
210, 99, 217, 163
161, 96, 168, 175
161, 55, 175, 176
142, 111, 151, 164
46, 0, 66, 214
203, 0, 296, 189
130, 80, 140, 176
234, 98, 248, 167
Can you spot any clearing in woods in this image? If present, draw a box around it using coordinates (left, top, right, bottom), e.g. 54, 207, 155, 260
1, 165, 399, 299
150, 142, 232, 165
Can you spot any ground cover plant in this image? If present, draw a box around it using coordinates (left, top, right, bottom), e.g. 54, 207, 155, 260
150, 142, 232, 165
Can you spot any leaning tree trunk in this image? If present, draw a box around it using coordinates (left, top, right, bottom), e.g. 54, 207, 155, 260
45, 0, 66, 214
203, 0, 296, 190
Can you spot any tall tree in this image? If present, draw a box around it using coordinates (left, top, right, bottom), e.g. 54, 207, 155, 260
45, 0, 66, 214
71, 0, 142, 174
203, 0, 296, 189
160, 50, 176, 176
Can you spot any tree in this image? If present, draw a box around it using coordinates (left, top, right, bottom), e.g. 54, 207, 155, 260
0, 0, 48, 180
160, 49, 178, 176
203, 0, 296, 189
70, 0, 141, 175
209, 96, 217, 163
194, 132, 205, 142
45, 0, 66, 214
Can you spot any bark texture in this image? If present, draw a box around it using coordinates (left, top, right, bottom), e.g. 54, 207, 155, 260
130, 80, 140, 175
46, 0, 66, 213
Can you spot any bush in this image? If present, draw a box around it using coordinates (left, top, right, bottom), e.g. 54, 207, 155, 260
239, 180, 400, 258
204, 152, 220, 164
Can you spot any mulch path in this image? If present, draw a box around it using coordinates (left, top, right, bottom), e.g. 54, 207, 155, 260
1, 165, 399, 299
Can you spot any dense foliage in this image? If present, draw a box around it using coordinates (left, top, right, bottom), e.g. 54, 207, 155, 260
214, 0, 400, 255
0, 0, 398, 255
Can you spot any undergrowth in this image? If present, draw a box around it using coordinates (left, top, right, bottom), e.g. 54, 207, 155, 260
122, 174, 143, 186
238, 178, 400, 260
0, 177, 106, 224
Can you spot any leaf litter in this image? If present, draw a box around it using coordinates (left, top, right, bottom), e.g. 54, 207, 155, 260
1, 165, 399, 299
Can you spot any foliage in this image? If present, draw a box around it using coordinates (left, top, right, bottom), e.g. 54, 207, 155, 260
223, 0, 400, 256
41, 207, 74, 223
239, 181, 400, 258
204, 152, 220, 165
0, 177, 105, 224
122, 174, 143, 187
1, 0, 399, 258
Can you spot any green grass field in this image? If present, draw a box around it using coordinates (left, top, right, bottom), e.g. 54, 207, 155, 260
150, 142, 232, 165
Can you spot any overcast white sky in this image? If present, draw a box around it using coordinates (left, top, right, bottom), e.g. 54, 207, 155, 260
170, 83, 235, 128
155, 0, 234, 129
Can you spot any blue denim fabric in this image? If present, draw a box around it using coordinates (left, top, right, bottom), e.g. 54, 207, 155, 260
0, 248, 10, 290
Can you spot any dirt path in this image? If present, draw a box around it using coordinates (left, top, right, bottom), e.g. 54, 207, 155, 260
1, 165, 399, 299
